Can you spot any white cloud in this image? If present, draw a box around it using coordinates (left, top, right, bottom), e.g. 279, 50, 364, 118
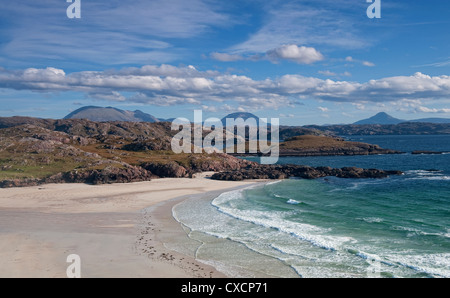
90, 91, 126, 102
345, 56, 375, 67
318, 107, 330, 112
362, 61, 375, 67
279, 113, 295, 118
1, 66, 449, 112
201, 105, 218, 113
267, 45, 324, 64
211, 44, 323, 65
416, 106, 450, 113
319, 70, 352, 77
415, 58, 450, 68
352, 103, 366, 110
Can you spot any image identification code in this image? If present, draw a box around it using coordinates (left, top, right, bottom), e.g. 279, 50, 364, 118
181, 282, 268, 295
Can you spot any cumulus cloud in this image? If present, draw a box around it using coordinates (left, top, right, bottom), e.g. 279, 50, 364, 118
267, 45, 324, 64
0, 66, 449, 111
211, 44, 323, 65
416, 106, 450, 113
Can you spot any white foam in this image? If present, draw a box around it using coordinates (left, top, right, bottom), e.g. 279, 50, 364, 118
392, 225, 450, 239
286, 199, 300, 205
212, 192, 355, 251
359, 217, 384, 223
266, 180, 283, 186
387, 253, 450, 278
406, 170, 442, 175
404, 169, 450, 181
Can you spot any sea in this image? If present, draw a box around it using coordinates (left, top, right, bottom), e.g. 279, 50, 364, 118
172, 135, 450, 278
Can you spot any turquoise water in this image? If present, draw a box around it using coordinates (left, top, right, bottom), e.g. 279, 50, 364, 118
174, 135, 450, 278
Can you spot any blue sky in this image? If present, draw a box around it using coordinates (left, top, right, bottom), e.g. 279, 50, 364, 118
0, 0, 449, 125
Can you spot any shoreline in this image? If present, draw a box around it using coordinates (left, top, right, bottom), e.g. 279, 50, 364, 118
146, 182, 279, 278
0, 176, 260, 278
165, 182, 301, 278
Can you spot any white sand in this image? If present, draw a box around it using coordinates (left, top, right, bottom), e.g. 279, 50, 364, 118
0, 177, 258, 278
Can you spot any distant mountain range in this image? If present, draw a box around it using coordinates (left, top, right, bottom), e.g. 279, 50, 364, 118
64, 107, 264, 125
63, 107, 450, 135
64, 106, 161, 123
354, 112, 450, 125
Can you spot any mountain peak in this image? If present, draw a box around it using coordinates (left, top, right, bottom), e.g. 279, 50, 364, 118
222, 112, 259, 120
221, 112, 261, 126
64, 106, 160, 123
354, 112, 404, 125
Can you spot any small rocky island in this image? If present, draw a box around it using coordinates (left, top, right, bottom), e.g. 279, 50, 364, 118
279, 135, 402, 156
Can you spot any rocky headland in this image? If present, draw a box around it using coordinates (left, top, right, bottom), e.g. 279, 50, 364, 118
0, 117, 405, 188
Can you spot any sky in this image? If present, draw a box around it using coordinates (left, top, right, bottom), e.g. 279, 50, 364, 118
0, 0, 449, 125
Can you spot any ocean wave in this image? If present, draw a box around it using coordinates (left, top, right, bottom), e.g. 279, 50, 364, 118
445, 229, 450, 239
407, 176, 450, 181
286, 199, 301, 205
273, 194, 289, 200
212, 191, 355, 251
406, 169, 443, 175
392, 225, 449, 239
386, 253, 450, 278
358, 217, 384, 223
404, 169, 450, 181
176, 184, 450, 278
348, 248, 450, 278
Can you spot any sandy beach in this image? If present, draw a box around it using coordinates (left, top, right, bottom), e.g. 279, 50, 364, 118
0, 175, 259, 278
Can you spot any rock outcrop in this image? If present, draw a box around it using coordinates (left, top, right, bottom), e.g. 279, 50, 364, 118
211, 165, 403, 181
0, 164, 154, 188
